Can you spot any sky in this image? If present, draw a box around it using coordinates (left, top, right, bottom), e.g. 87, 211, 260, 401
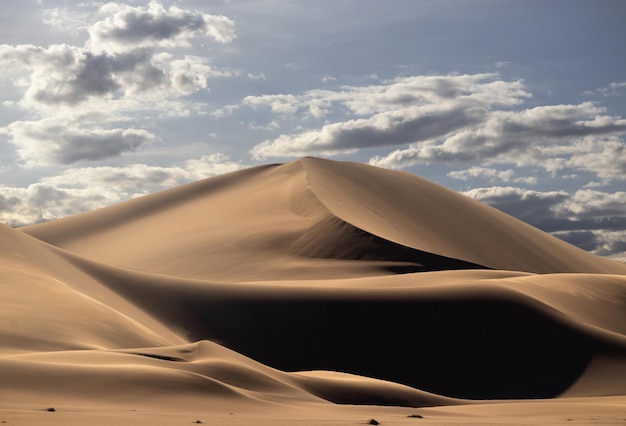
1, 0, 625, 261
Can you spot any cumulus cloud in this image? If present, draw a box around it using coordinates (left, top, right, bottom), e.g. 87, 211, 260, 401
0, 44, 234, 108
370, 103, 626, 167
251, 102, 487, 159
463, 186, 569, 226
448, 166, 537, 184
229, 72, 626, 183
559, 189, 626, 219
2, 116, 155, 165
464, 186, 626, 260
0, 1, 237, 165
245, 74, 529, 159
585, 81, 626, 97
565, 136, 626, 180
247, 72, 266, 80
0, 44, 166, 106
0, 183, 110, 227
0, 154, 247, 226
87, 1, 235, 52
242, 73, 527, 119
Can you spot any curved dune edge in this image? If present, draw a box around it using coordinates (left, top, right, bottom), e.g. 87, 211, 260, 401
70, 254, 626, 400
2, 226, 625, 405
0, 340, 460, 410
21, 158, 626, 279
298, 157, 626, 274
1, 157, 625, 417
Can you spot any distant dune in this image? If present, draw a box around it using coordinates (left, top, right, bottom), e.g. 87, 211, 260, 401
2, 157, 625, 424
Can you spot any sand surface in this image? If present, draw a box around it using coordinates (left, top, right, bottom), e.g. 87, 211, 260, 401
2, 157, 625, 424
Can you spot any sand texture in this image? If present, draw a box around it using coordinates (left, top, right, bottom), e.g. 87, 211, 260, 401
2, 157, 626, 424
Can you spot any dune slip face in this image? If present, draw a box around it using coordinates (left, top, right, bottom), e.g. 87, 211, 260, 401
2, 158, 626, 419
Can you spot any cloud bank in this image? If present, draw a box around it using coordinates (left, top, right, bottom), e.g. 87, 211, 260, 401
234, 74, 626, 184
465, 186, 626, 260
0, 1, 235, 165
0, 154, 246, 226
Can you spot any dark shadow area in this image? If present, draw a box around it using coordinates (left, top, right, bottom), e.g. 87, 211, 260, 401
180, 296, 595, 400
127, 352, 186, 362
290, 216, 488, 272
76, 256, 608, 403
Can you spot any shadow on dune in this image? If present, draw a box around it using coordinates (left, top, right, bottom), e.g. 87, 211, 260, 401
83, 260, 601, 401
59, 231, 610, 402
180, 296, 595, 400
290, 216, 488, 273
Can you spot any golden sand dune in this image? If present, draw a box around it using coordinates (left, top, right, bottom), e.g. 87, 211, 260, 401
23, 157, 626, 278
2, 157, 626, 424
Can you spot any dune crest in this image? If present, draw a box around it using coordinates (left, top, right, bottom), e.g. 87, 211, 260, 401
2, 157, 625, 419
22, 157, 626, 279
298, 157, 626, 274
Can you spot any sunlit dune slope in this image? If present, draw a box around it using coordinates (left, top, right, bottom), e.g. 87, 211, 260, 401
1, 339, 459, 409
22, 157, 626, 277
0, 223, 182, 354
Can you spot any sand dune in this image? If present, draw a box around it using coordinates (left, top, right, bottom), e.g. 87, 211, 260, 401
2, 157, 626, 424
23, 157, 626, 278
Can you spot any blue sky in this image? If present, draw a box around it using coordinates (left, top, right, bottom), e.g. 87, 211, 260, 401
1, 0, 625, 260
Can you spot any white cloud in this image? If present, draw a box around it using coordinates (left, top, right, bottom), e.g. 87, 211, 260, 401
370, 103, 626, 179
248, 120, 280, 131
448, 166, 537, 185
242, 93, 304, 117
0, 44, 234, 109
244, 74, 530, 159
87, 1, 235, 53
558, 189, 626, 219
565, 136, 626, 180
162, 54, 236, 95
0, 44, 166, 107
41, 6, 92, 36
225, 72, 626, 183
239, 74, 527, 119
247, 72, 266, 80
0, 183, 111, 226
0, 1, 238, 166
0, 154, 247, 226
463, 186, 569, 224
251, 102, 487, 160
586, 81, 626, 97
464, 186, 626, 259
3, 116, 155, 166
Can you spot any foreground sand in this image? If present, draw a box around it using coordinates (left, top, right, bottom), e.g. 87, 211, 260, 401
2, 158, 625, 424
2, 397, 626, 425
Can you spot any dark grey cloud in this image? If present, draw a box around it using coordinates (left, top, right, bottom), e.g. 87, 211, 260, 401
56, 128, 154, 164
551, 230, 599, 252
